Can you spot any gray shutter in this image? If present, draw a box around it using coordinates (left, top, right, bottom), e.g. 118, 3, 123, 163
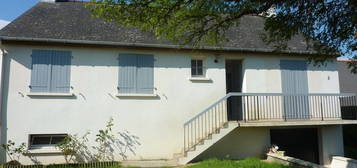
280, 60, 308, 94
280, 60, 309, 119
30, 50, 52, 92
118, 54, 137, 93
50, 51, 71, 93
137, 54, 154, 94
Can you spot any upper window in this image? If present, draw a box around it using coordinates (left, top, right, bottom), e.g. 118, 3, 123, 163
30, 50, 71, 93
191, 59, 204, 77
29, 134, 67, 149
118, 53, 154, 94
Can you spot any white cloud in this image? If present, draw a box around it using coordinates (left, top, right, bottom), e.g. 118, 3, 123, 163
0, 20, 10, 30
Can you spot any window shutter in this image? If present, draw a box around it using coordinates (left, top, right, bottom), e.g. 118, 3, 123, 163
280, 60, 309, 119
118, 54, 137, 93
50, 51, 71, 93
30, 50, 52, 92
280, 60, 308, 94
137, 54, 154, 94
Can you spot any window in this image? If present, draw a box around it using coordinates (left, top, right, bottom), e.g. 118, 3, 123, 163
191, 59, 203, 77
118, 53, 154, 94
29, 134, 67, 149
30, 50, 71, 93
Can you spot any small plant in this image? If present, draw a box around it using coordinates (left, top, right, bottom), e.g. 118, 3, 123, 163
56, 132, 94, 163
94, 117, 116, 161
1, 140, 29, 164
57, 117, 140, 163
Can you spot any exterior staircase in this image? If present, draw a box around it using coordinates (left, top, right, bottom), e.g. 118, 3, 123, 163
178, 93, 239, 164
178, 122, 239, 164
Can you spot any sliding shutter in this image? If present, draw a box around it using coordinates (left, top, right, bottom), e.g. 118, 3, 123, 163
51, 51, 71, 93
30, 50, 52, 92
280, 60, 309, 119
118, 54, 137, 93
280, 60, 308, 94
137, 54, 154, 94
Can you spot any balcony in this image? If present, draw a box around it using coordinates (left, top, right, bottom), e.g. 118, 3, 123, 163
184, 93, 357, 152
223, 93, 356, 126
183, 93, 357, 152
225, 93, 357, 127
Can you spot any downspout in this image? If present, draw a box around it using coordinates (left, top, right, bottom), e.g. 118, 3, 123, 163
0, 42, 6, 126
0, 41, 7, 163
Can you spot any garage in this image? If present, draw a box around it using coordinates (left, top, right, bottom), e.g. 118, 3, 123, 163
270, 128, 320, 164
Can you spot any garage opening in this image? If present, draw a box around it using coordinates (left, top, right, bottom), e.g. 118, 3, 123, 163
270, 128, 319, 164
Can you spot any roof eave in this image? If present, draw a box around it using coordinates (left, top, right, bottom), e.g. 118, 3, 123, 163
0, 36, 333, 56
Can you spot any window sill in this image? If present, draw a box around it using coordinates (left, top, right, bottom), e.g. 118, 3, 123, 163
27, 92, 75, 97
27, 148, 62, 155
189, 77, 212, 82
116, 93, 158, 98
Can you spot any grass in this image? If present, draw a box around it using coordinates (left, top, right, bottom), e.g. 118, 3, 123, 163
187, 158, 297, 168
4, 158, 296, 168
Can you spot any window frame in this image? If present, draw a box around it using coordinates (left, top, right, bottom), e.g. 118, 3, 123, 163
191, 59, 205, 77
29, 134, 67, 149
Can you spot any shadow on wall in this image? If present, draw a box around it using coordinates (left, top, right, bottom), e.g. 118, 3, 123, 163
36, 118, 140, 164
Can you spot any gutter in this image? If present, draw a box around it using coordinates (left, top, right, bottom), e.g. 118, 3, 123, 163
0, 36, 327, 55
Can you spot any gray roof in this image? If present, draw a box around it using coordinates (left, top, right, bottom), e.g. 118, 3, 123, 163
0, 2, 316, 54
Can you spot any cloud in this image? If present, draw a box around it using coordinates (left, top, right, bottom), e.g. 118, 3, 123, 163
0, 20, 10, 30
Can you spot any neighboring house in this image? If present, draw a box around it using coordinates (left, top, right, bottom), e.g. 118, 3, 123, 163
0, 0, 356, 167
338, 60, 357, 94
338, 60, 357, 159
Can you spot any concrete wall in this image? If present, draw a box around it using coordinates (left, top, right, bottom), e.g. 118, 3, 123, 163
319, 125, 345, 166
0, 44, 341, 164
194, 127, 271, 161
331, 156, 357, 168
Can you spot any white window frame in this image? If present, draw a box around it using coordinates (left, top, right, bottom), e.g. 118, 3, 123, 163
191, 59, 205, 77
29, 134, 67, 149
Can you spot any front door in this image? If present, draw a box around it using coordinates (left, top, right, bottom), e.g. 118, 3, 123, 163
280, 60, 310, 120
226, 60, 243, 121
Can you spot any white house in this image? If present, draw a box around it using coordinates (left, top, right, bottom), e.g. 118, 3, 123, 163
0, 0, 356, 167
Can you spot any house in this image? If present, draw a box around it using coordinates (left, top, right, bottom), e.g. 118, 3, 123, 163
0, 0, 356, 167
337, 60, 357, 160
338, 60, 357, 95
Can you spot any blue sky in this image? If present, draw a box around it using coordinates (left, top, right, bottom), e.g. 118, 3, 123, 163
0, 0, 40, 22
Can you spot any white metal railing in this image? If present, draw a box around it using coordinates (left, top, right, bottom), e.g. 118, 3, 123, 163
183, 93, 357, 153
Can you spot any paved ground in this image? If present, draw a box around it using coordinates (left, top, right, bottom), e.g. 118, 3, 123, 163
121, 159, 181, 168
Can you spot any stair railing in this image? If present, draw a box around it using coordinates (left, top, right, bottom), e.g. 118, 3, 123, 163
183, 93, 232, 153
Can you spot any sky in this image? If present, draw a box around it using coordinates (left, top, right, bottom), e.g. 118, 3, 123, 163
0, 0, 40, 29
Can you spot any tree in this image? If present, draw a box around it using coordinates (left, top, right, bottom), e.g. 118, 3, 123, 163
89, 0, 357, 73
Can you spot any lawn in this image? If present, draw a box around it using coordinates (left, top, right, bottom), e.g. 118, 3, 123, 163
3, 158, 296, 168
186, 158, 297, 168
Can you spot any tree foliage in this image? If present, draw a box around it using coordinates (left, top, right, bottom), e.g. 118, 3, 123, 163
89, 0, 357, 72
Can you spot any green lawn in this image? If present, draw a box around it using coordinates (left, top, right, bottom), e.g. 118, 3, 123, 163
4, 158, 296, 168
186, 158, 297, 168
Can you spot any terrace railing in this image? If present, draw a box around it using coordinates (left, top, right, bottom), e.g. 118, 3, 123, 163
183, 93, 357, 153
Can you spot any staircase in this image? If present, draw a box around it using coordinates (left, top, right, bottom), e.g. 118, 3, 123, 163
178, 93, 239, 164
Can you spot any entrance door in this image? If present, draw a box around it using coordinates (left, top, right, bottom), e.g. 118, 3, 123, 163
226, 60, 243, 121
280, 60, 310, 120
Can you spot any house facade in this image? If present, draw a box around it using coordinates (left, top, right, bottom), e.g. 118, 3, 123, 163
0, 0, 356, 167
